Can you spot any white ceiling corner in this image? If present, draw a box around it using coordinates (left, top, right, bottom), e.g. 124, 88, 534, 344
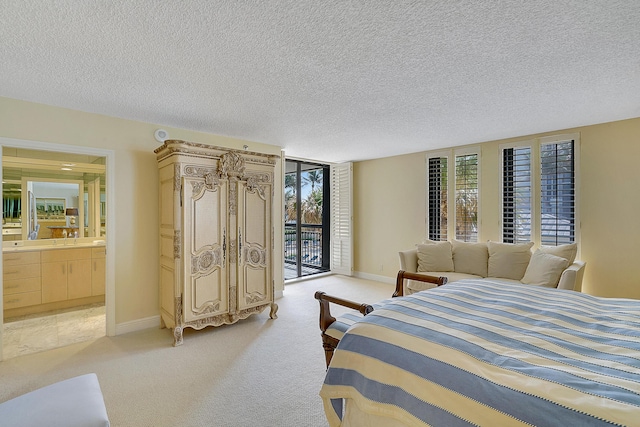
1, 1, 639, 162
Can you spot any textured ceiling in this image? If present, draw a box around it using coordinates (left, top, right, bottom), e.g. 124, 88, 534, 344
2, 1, 639, 162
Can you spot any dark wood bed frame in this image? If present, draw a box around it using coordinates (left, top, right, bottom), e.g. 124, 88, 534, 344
314, 270, 448, 367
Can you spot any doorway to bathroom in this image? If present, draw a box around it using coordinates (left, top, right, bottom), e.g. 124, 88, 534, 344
0, 139, 114, 360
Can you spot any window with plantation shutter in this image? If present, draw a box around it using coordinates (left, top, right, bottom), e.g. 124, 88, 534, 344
503, 147, 532, 243
455, 153, 478, 242
540, 140, 575, 245
428, 157, 448, 241
500, 137, 577, 247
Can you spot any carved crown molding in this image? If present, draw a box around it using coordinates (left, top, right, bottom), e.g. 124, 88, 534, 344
155, 139, 278, 165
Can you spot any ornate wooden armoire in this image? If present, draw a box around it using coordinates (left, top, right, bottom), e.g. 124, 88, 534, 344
155, 140, 278, 346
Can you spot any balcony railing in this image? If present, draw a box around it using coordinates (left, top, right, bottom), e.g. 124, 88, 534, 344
284, 223, 327, 272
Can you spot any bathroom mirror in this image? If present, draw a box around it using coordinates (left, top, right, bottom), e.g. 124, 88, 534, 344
23, 179, 83, 240
2, 148, 106, 241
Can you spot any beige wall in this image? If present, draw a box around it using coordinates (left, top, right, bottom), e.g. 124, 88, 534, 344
0, 97, 284, 327
354, 116, 640, 299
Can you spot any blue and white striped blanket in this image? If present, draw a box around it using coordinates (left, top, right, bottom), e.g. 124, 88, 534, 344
320, 279, 640, 426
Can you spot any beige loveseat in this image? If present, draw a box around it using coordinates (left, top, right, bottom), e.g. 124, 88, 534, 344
399, 240, 586, 295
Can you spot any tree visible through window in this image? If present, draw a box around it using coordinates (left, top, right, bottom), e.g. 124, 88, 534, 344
284, 160, 330, 279
455, 154, 478, 242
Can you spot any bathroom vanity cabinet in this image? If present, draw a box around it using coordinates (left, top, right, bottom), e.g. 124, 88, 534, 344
2, 244, 106, 317
3, 251, 42, 310
155, 140, 278, 346
41, 248, 92, 302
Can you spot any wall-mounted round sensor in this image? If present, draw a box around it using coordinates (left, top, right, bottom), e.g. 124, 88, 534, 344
154, 129, 169, 143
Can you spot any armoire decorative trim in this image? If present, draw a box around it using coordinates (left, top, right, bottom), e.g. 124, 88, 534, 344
174, 230, 181, 259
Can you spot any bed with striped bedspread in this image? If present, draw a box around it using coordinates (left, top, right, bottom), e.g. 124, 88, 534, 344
320, 279, 640, 426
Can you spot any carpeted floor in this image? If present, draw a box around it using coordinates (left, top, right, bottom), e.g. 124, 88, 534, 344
0, 274, 393, 427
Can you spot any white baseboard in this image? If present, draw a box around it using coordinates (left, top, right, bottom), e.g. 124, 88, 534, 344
111, 273, 394, 333
115, 315, 161, 335
353, 271, 395, 285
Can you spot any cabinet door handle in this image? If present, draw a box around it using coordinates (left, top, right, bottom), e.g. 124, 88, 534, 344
70, 263, 73, 274
238, 227, 242, 263
222, 228, 226, 262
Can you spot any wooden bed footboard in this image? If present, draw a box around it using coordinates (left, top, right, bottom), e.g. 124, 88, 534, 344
393, 270, 448, 297
315, 270, 448, 367
313, 291, 374, 367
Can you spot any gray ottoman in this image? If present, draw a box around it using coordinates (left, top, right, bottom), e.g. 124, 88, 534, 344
0, 373, 109, 427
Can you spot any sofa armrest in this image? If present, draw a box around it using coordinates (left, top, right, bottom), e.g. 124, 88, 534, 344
557, 261, 586, 292
398, 249, 418, 273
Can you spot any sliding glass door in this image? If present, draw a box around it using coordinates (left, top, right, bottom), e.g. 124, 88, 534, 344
284, 160, 330, 280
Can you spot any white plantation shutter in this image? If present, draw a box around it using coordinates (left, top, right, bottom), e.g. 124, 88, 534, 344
540, 140, 575, 245
427, 156, 448, 241
330, 162, 352, 275
502, 146, 532, 243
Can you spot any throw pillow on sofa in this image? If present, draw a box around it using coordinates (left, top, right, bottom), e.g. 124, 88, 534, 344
538, 243, 577, 264
487, 241, 534, 280
521, 250, 570, 288
417, 242, 454, 272
451, 240, 488, 277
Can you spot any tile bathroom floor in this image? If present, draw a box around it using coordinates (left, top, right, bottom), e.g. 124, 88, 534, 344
2, 303, 105, 360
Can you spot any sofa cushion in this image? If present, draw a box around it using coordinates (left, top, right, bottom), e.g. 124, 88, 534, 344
451, 240, 488, 277
487, 241, 534, 280
538, 243, 577, 264
417, 242, 454, 272
521, 250, 570, 288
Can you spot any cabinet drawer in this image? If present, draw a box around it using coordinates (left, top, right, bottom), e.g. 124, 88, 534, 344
4, 290, 41, 309
92, 247, 106, 258
41, 248, 91, 262
3, 251, 41, 266
3, 263, 41, 280
3, 277, 41, 295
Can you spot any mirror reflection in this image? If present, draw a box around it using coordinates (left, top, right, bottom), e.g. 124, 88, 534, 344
2, 148, 106, 242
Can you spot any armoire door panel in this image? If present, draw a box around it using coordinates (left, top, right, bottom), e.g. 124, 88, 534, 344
190, 267, 227, 316
237, 180, 272, 311
190, 180, 223, 252
243, 266, 269, 295
183, 175, 228, 323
